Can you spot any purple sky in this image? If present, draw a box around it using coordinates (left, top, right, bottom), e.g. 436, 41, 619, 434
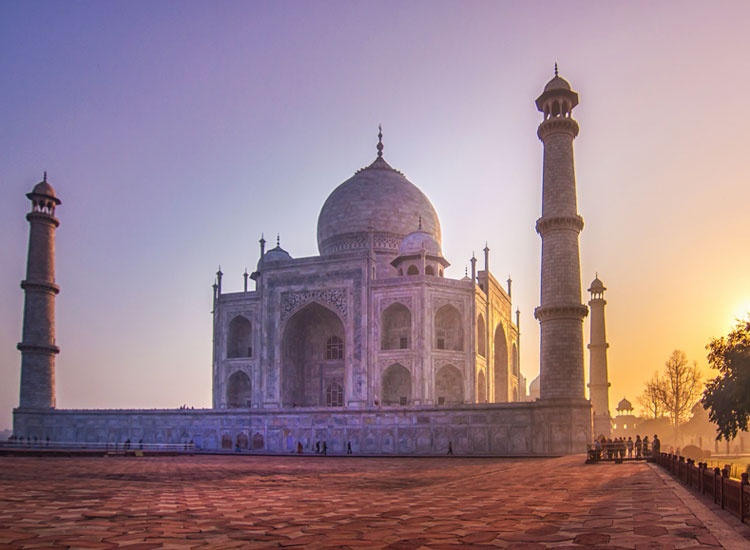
2, 1, 749, 429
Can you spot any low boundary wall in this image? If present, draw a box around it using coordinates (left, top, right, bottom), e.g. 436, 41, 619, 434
14, 398, 592, 456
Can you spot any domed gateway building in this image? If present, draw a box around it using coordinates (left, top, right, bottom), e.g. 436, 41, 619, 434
14, 72, 596, 454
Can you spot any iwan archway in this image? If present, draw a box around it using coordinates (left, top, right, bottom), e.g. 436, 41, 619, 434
281, 302, 345, 407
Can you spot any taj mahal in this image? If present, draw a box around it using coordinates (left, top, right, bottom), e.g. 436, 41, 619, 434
12, 69, 612, 454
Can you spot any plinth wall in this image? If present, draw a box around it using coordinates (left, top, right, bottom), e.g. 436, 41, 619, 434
14, 399, 591, 455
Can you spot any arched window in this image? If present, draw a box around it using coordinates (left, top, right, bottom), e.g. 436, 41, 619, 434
435, 364, 464, 405
425, 265, 435, 276
382, 363, 411, 405
407, 265, 419, 275
381, 302, 411, 350
227, 316, 252, 358
326, 382, 344, 407
227, 371, 252, 408
326, 335, 343, 360
477, 314, 486, 357
434, 304, 463, 351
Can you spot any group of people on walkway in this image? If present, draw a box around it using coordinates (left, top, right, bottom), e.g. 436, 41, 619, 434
593, 434, 661, 460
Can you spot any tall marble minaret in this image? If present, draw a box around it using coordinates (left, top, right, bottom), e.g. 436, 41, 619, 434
588, 275, 611, 436
17, 173, 61, 409
534, 66, 589, 400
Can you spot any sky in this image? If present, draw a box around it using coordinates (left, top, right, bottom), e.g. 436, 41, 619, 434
1, 1, 749, 429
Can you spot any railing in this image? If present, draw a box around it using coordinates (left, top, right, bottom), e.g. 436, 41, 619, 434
656, 452, 750, 523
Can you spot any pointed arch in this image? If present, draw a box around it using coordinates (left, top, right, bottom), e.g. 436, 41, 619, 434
435, 304, 463, 351
435, 364, 464, 405
382, 363, 411, 405
477, 369, 487, 403
281, 302, 345, 407
494, 323, 508, 402
381, 302, 411, 350
227, 371, 252, 408
227, 315, 252, 358
477, 313, 486, 357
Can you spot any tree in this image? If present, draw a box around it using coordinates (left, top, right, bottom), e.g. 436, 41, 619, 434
638, 372, 667, 419
638, 350, 702, 432
661, 350, 702, 431
702, 318, 750, 441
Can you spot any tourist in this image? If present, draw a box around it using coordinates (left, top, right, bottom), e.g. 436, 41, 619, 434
347, 441, 352, 455
315, 441, 320, 454
297, 441, 303, 454
626, 437, 634, 458
652, 434, 661, 457
635, 435, 642, 458
618, 437, 626, 459
448, 441, 454, 455
322, 441, 327, 455
642, 436, 650, 457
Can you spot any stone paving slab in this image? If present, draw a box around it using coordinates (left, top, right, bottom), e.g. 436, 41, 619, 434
0, 455, 747, 549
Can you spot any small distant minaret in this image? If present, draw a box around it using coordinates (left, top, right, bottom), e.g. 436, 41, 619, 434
588, 274, 612, 437
534, 66, 589, 400
17, 173, 61, 409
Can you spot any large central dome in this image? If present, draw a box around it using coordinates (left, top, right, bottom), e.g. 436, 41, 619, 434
317, 154, 441, 256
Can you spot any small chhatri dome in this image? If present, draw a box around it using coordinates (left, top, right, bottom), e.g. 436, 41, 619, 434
588, 273, 606, 293
617, 397, 633, 412
317, 127, 441, 256
258, 236, 292, 267
398, 221, 442, 257
28, 171, 61, 204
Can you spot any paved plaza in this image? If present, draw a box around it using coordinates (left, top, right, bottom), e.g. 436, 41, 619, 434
1, 455, 749, 550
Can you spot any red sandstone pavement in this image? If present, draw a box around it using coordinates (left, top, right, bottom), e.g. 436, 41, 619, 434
0, 454, 749, 550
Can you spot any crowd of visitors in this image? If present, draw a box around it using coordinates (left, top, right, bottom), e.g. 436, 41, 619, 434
590, 434, 661, 461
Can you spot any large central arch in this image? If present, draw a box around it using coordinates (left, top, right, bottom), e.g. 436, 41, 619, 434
281, 302, 345, 407
494, 323, 509, 402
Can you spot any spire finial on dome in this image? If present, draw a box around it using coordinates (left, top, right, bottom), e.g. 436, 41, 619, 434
277, 233, 280, 247
418, 215, 422, 231
377, 124, 383, 158
554, 62, 558, 77
43, 171, 47, 182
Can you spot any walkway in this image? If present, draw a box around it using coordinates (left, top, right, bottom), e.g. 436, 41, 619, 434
1, 454, 748, 549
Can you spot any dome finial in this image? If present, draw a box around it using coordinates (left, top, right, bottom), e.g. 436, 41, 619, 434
418, 215, 422, 231
377, 124, 383, 158
43, 171, 47, 182
277, 233, 280, 247
554, 62, 558, 77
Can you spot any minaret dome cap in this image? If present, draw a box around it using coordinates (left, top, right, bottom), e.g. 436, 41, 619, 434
544, 74, 572, 92
28, 173, 61, 205
588, 275, 606, 293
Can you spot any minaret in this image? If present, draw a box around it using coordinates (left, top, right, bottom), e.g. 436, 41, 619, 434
17, 173, 61, 409
534, 66, 589, 399
588, 274, 612, 437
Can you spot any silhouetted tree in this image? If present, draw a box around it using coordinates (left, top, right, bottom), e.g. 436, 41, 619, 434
638, 371, 668, 419
662, 350, 702, 432
703, 318, 750, 441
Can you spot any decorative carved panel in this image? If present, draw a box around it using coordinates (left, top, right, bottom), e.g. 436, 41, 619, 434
280, 288, 348, 323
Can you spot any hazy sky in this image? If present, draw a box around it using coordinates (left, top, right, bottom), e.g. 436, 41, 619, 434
2, 1, 749, 429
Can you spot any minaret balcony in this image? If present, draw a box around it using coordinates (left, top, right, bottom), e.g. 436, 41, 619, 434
535, 215, 584, 236
537, 117, 579, 140
534, 304, 588, 321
